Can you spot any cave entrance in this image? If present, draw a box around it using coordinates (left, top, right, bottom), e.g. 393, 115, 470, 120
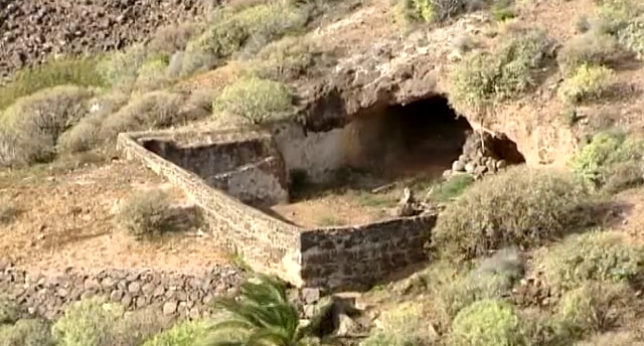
344, 95, 473, 180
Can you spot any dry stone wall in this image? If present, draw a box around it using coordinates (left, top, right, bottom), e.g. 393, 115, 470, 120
117, 128, 438, 290
0, 262, 243, 321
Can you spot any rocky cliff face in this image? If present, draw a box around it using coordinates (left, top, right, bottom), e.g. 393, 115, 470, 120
0, 0, 218, 83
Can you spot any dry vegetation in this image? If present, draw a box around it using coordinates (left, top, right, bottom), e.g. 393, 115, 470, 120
2, 0, 644, 345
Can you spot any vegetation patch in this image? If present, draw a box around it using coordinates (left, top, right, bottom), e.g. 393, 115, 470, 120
0, 319, 55, 346
213, 77, 293, 124
539, 231, 644, 292
574, 331, 644, 346
429, 173, 475, 202
142, 320, 208, 346
116, 189, 178, 240
0, 56, 104, 112
363, 302, 437, 346
0, 86, 95, 167
250, 36, 321, 82
100, 91, 186, 140
557, 64, 615, 104
450, 29, 553, 118
52, 299, 123, 346
0, 201, 21, 225
395, 0, 480, 24
449, 299, 524, 346
556, 31, 622, 76
557, 281, 635, 338
433, 166, 591, 260
570, 131, 644, 188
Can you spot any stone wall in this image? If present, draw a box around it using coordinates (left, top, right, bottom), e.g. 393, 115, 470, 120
117, 128, 438, 290
0, 263, 243, 321
206, 157, 289, 207
300, 215, 436, 290
117, 130, 305, 287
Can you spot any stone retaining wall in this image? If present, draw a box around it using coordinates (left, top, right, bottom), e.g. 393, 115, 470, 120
116, 128, 437, 290
0, 263, 244, 321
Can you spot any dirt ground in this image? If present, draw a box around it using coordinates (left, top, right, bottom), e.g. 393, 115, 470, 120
0, 158, 231, 276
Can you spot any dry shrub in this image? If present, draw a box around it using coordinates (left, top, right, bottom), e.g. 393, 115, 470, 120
539, 231, 644, 292
100, 91, 185, 140
0, 56, 104, 112
116, 189, 176, 240
557, 64, 615, 104
593, 0, 642, 35
213, 77, 293, 124
601, 160, 644, 194
362, 302, 437, 346
557, 32, 622, 76
616, 15, 644, 60
0, 319, 55, 346
448, 299, 524, 346
433, 166, 591, 260
0, 86, 95, 167
0, 200, 21, 225
111, 309, 168, 346
450, 29, 553, 116
57, 92, 130, 154
0, 297, 18, 324
557, 281, 636, 338
574, 331, 644, 346
251, 36, 319, 81
147, 22, 204, 56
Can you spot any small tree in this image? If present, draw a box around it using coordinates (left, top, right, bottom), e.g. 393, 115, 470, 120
202, 275, 322, 346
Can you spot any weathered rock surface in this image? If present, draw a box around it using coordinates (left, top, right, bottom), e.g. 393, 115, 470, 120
0, 262, 243, 321
0, 0, 218, 83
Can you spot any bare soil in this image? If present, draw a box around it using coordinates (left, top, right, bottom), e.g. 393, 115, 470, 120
0, 159, 230, 276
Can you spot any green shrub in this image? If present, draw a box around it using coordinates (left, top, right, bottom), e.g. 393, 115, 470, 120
570, 131, 644, 186
142, 320, 209, 346
594, 0, 642, 35
213, 77, 293, 124
450, 29, 553, 116
117, 189, 176, 240
557, 64, 614, 104
362, 302, 436, 346
540, 231, 644, 292
100, 91, 185, 140
0, 86, 95, 167
449, 299, 524, 346
0, 319, 55, 346
186, 2, 309, 68
520, 309, 574, 346
616, 15, 644, 60
556, 32, 621, 76
491, 0, 516, 22
395, 0, 473, 24
557, 281, 634, 337
433, 166, 591, 260
97, 44, 148, 89
52, 299, 123, 346
132, 57, 172, 94
0, 56, 103, 112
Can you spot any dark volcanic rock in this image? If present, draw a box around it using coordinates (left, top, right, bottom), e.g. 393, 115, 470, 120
0, 0, 220, 83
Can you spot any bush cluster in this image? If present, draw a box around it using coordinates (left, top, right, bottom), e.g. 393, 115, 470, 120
557, 63, 614, 104
213, 77, 293, 124
433, 166, 591, 260
362, 302, 436, 346
449, 299, 524, 346
570, 131, 644, 190
116, 189, 177, 240
450, 29, 553, 116
539, 231, 644, 292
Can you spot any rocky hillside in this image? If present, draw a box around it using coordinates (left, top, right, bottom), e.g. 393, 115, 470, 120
0, 0, 216, 82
